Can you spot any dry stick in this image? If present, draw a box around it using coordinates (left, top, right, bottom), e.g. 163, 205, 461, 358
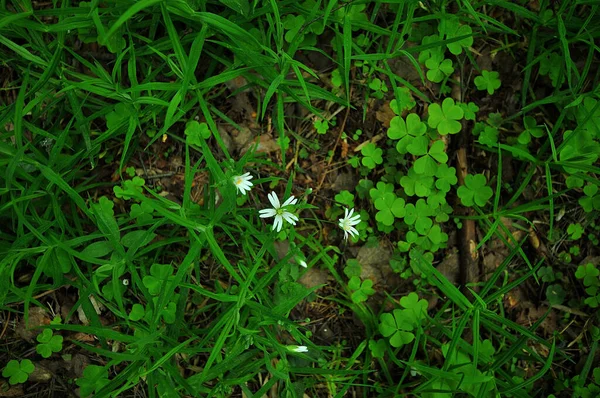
453, 72, 480, 293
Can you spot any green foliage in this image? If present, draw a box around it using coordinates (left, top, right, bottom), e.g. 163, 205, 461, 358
474, 70, 501, 94
439, 15, 473, 55
185, 121, 211, 145
361, 143, 383, 169
335, 190, 355, 208
348, 276, 376, 303
546, 284, 565, 305
575, 263, 599, 287
379, 293, 427, 348
518, 116, 545, 145
388, 113, 427, 154
2, 360, 35, 385
314, 119, 329, 135
77, 365, 110, 397
428, 98, 464, 135
568, 223, 584, 240
457, 174, 493, 207
36, 329, 63, 358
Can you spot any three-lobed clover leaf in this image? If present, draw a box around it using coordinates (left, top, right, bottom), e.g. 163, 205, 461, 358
478, 125, 499, 147
335, 190, 355, 208
106, 103, 130, 131
36, 329, 63, 358
425, 52, 454, 83
379, 309, 415, 348
579, 184, 600, 213
388, 113, 427, 154
390, 88, 416, 113
410, 139, 448, 177
369, 339, 386, 359
584, 286, 600, 308
518, 116, 545, 145
457, 174, 493, 207
435, 164, 458, 193
2, 359, 35, 385
185, 121, 211, 146
474, 70, 501, 95
361, 143, 383, 169
439, 15, 474, 55
77, 365, 110, 397
143, 264, 174, 295
567, 223, 584, 240
368, 78, 388, 99
374, 193, 406, 226
282, 14, 305, 43
114, 177, 145, 200
348, 276, 376, 303
404, 200, 433, 235
575, 263, 599, 287
314, 119, 329, 134
428, 98, 464, 135
369, 181, 394, 201
344, 259, 362, 279
130, 201, 154, 223
459, 102, 479, 121
401, 168, 434, 197
399, 292, 428, 325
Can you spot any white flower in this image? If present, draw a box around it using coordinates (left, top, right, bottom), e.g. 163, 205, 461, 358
232, 172, 253, 195
258, 192, 298, 232
338, 208, 361, 240
122, 279, 129, 286
288, 345, 308, 353
299, 259, 307, 268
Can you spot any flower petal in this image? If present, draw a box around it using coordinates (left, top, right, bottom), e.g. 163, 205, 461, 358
268, 192, 280, 209
259, 209, 277, 218
282, 196, 297, 207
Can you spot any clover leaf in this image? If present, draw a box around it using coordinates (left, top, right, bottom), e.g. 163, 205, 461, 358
129, 303, 145, 321
538, 266, 556, 283
575, 97, 600, 137
143, 264, 174, 295
106, 103, 130, 131
474, 70, 501, 95
439, 15, 473, 55
314, 119, 329, 134
404, 200, 433, 235
2, 359, 34, 385
348, 276, 376, 303
412, 140, 448, 177
428, 98, 464, 135
369, 78, 388, 99
130, 201, 154, 223
185, 121, 210, 145
518, 116, 545, 145
401, 168, 434, 197
435, 164, 458, 193
585, 287, 600, 308
579, 184, 600, 213
399, 292, 428, 325
335, 190, 355, 208
361, 143, 383, 169
459, 102, 479, 121
388, 113, 427, 154
478, 125, 499, 147
77, 365, 110, 397
283, 14, 305, 43
344, 259, 362, 279
375, 193, 406, 226
369, 181, 394, 201
546, 284, 565, 305
457, 174, 493, 207
390, 88, 416, 113
567, 223, 584, 240
575, 263, 599, 287
369, 339, 386, 359
114, 177, 145, 200
36, 329, 63, 358
425, 52, 454, 83
379, 309, 415, 348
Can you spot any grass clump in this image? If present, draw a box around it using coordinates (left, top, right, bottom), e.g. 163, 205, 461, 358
1, 0, 600, 397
